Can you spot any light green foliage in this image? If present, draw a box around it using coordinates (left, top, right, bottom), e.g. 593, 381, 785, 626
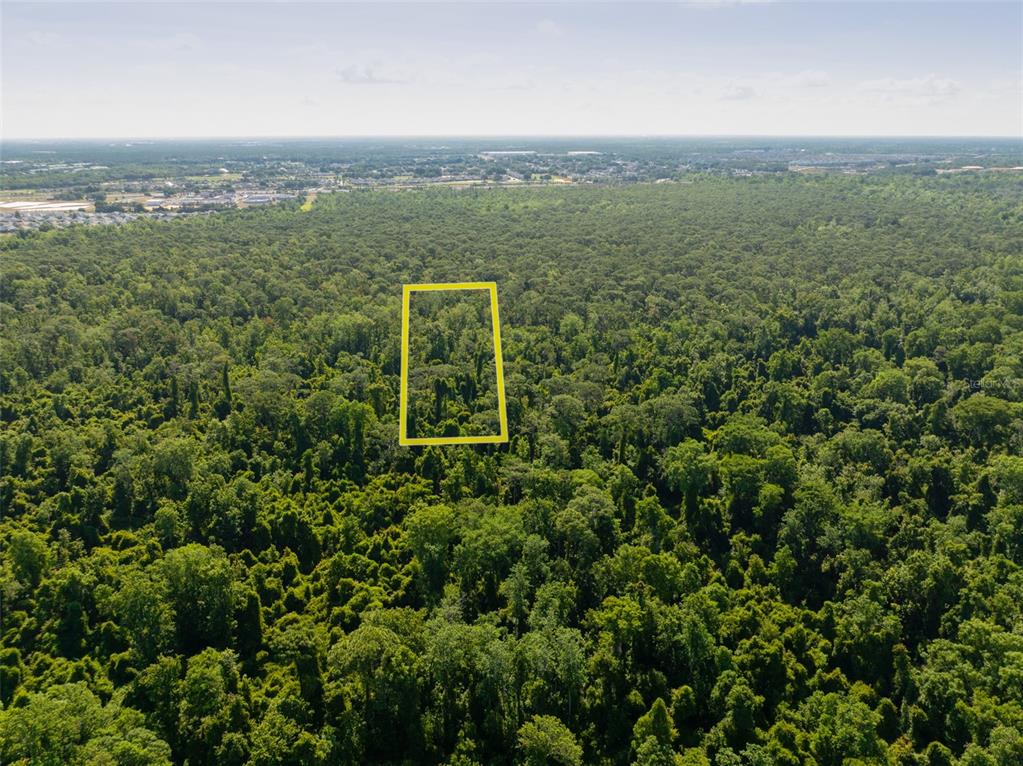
517, 715, 583, 766
0, 683, 171, 765
8, 529, 49, 587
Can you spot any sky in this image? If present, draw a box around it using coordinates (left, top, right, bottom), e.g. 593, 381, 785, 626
3, 1, 1021, 139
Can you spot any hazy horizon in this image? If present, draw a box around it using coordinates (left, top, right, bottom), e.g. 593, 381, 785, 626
3, 134, 1021, 143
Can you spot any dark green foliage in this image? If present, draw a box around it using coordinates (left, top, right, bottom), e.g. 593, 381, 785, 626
2, 173, 1022, 764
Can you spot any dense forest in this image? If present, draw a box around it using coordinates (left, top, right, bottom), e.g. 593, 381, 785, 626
1, 173, 1022, 765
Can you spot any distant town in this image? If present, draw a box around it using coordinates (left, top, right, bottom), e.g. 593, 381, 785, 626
2, 137, 1021, 233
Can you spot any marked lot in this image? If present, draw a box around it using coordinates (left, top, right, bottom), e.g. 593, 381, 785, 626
399, 282, 508, 446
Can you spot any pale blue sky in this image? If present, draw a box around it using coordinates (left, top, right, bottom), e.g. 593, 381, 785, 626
4, 2, 1021, 138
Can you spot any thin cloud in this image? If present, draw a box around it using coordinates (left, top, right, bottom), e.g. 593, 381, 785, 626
493, 80, 537, 92
857, 75, 961, 105
719, 84, 756, 101
535, 19, 564, 38
132, 32, 201, 52
796, 70, 831, 88
335, 65, 406, 85
25, 31, 66, 48
976, 77, 1023, 102
688, 0, 776, 8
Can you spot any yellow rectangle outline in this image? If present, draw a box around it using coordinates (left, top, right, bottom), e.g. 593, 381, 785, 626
399, 282, 509, 446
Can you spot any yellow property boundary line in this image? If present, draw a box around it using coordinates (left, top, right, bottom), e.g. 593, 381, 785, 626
399, 282, 509, 446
